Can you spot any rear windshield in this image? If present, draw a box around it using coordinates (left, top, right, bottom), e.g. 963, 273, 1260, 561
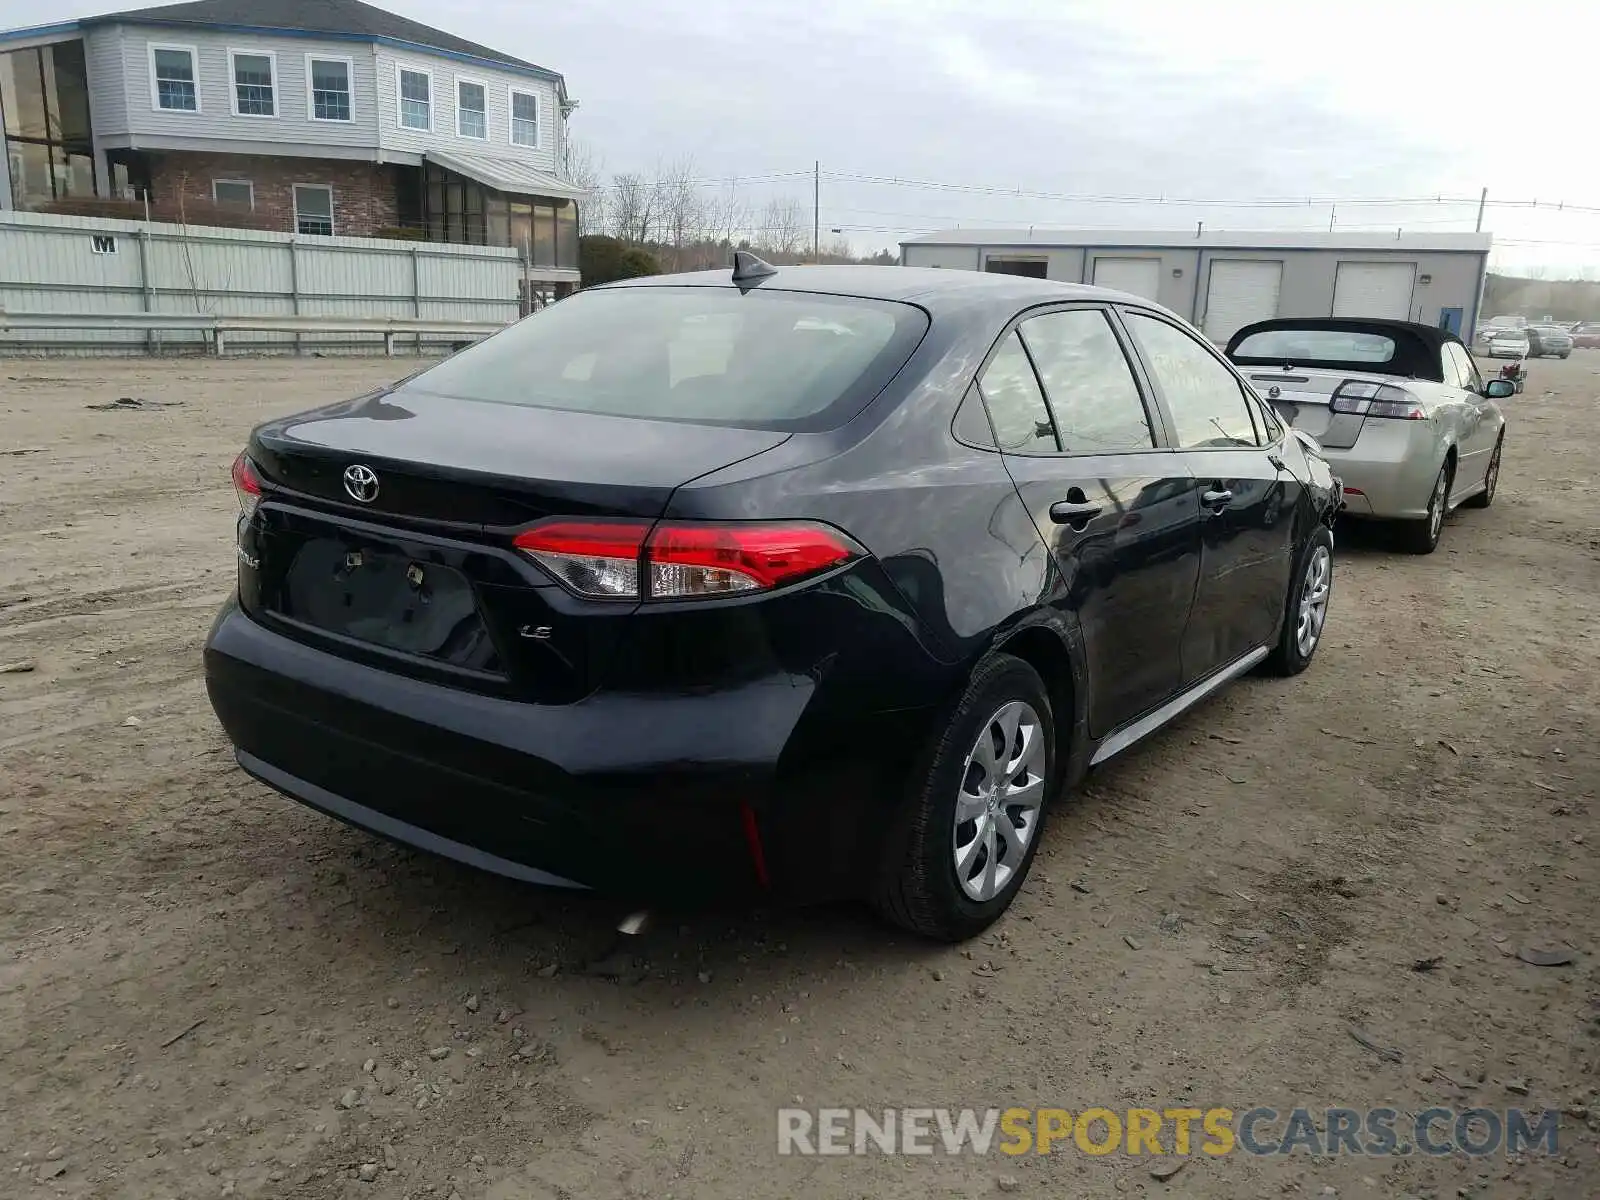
1231, 328, 1397, 364
402, 285, 928, 430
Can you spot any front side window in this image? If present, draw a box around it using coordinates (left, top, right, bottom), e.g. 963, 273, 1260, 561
1447, 343, 1482, 393
231, 51, 275, 116
1124, 311, 1259, 449
398, 68, 430, 130
152, 47, 197, 112
978, 332, 1057, 454
510, 90, 538, 147
1019, 309, 1153, 453
293, 184, 333, 236
457, 79, 487, 139
309, 57, 351, 121
399, 286, 928, 431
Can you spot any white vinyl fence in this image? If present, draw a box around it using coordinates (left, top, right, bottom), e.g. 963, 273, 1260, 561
0, 210, 523, 355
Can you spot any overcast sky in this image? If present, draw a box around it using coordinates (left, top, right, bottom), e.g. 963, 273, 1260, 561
8, 0, 1600, 272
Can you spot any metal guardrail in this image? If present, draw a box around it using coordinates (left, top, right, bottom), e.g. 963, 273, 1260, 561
0, 310, 511, 355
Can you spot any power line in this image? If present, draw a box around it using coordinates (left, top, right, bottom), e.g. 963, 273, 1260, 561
818, 170, 1600, 215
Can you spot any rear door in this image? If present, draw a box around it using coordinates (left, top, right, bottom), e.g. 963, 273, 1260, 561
1120, 309, 1300, 684
976, 306, 1201, 736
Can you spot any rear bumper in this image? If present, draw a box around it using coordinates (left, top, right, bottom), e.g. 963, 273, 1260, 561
204, 598, 930, 904
1315, 423, 1442, 521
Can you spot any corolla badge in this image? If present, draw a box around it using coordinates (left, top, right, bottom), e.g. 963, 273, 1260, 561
343, 463, 380, 503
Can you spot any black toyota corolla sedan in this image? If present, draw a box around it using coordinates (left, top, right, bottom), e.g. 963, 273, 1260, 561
205, 257, 1340, 941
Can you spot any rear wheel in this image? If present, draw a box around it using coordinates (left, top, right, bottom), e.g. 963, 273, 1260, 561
872, 653, 1054, 942
1399, 461, 1451, 554
1463, 433, 1503, 509
1265, 526, 1333, 676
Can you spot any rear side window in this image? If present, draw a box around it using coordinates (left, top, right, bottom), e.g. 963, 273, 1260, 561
978, 332, 1057, 454
401, 285, 928, 431
1124, 311, 1259, 449
1019, 309, 1153, 453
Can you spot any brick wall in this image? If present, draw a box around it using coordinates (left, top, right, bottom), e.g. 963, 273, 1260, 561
147, 152, 404, 237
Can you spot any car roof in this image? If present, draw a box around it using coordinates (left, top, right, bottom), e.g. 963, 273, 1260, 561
1226, 316, 1462, 382
594, 264, 1161, 317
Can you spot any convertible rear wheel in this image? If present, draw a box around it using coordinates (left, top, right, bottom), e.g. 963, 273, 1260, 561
1400, 461, 1451, 555
873, 653, 1054, 941
1463, 433, 1503, 509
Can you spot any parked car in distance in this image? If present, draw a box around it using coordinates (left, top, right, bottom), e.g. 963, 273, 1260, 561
1527, 325, 1573, 359
1487, 329, 1530, 359
1227, 318, 1510, 554
205, 259, 1341, 941
1573, 323, 1600, 349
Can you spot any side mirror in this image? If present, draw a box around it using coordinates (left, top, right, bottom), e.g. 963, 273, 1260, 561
1484, 378, 1516, 400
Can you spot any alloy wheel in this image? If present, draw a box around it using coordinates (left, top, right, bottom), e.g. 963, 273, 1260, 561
1296, 545, 1332, 658
1428, 468, 1448, 543
952, 700, 1046, 902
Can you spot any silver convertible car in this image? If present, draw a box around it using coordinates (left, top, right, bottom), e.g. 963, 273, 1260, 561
1225, 318, 1512, 554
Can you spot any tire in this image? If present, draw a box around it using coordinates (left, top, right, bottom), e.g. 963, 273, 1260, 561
1399, 460, 1452, 554
872, 653, 1055, 942
1265, 526, 1333, 676
1561, 352, 1571, 360
1462, 432, 1503, 509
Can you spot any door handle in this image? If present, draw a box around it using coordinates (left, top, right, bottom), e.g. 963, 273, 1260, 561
1049, 500, 1103, 526
1201, 488, 1234, 510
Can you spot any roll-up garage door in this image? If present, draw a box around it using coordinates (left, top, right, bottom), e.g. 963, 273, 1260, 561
1092, 257, 1163, 302
1202, 259, 1283, 343
1332, 261, 1417, 320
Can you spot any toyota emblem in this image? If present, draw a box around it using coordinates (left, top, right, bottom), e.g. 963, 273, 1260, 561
1267, 385, 1282, 399
343, 463, 379, 503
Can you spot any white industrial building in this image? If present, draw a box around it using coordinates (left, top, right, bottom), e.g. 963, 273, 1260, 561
899, 229, 1493, 344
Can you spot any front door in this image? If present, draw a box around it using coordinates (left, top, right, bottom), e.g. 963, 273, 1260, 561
1119, 309, 1298, 682
975, 308, 1202, 737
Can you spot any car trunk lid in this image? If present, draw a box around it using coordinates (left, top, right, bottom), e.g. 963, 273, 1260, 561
1241, 367, 1385, 449
241, 388, 790, 701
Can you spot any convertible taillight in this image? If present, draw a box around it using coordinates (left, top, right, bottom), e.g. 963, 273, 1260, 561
231, 452, 262, 518
1330, 380, 1426, 421
513, 519, 865, 601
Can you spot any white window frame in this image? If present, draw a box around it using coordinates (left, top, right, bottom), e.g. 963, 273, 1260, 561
212, 178, 255, 209
305, 53, 355, 123
148, 42, 201, 114
226, 47, 278, 119
293, 183, 335, 236
455, 75, 489, 140
394, 64, 433, 132
508, 86, 539, 148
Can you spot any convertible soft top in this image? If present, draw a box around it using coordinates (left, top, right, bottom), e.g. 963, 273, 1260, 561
1225, 317, 1461, 383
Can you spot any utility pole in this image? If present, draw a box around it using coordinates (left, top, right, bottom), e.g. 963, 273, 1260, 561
1475, 186, 1487, 233
813, 160, 820, 262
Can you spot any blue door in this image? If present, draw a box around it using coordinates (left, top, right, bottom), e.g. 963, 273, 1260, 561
1439, 307, 1463, 336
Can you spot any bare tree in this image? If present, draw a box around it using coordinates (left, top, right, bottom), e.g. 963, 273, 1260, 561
608, 172, 659, 244
756, 196, 808, 258
656, 157, 705, 270
561, 137, 605, 237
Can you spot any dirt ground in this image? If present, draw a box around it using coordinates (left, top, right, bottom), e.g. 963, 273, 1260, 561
1, 352, 1596, 1200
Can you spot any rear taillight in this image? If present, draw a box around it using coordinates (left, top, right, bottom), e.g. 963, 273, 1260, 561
1330, 380, 1426, 421
513, 519, 864, 601
231, 452, 262, 519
